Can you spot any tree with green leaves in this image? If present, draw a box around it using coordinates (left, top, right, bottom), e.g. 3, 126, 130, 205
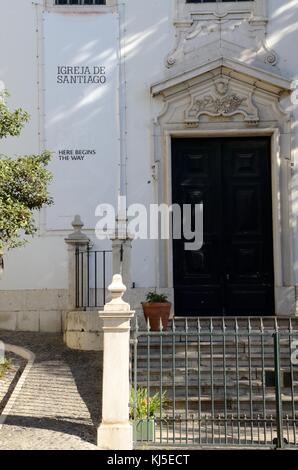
0, 91, 53, 269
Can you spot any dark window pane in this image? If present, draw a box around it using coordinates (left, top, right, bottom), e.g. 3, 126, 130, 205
55, 0, 106, 5
186, 1, 250, 3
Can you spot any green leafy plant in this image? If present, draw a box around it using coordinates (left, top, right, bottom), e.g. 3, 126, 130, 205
129, 387, 168, 420
0, 91, 53, 252
0, 359, 11, 379
0, 90, 30, 139
145, 291, 168, 303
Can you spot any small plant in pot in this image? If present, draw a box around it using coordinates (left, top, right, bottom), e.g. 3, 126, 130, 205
141, 291, 171, 331
129, 387, 167, 442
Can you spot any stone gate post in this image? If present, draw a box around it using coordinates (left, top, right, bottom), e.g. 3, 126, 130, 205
97, 274, 135, 450
65, 215, 90, 310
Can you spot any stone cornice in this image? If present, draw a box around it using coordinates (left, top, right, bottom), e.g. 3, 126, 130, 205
152, 57, 292, 98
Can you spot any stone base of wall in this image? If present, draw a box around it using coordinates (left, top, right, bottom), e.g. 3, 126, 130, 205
1, 286, 298, 336
63, 288, 174, 351
0, 310, 65, 333
0, 287, 174, 336
0, 289, 68, 333
64, 311, 103, 351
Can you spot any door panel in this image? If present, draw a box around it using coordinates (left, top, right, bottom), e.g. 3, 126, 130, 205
172, 137, 275, 316
172, 139, 222, 314
222, 139, 274, 315
172, 140, 224, 315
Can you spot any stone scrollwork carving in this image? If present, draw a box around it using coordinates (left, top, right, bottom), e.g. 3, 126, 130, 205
167, 56, 176, 67
197, 94, 246, 115
262, 41, 279, 66
185, 79, 259, 127
167, 1, 279, 72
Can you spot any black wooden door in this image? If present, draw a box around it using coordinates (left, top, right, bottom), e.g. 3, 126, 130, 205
172, 137, 275, 316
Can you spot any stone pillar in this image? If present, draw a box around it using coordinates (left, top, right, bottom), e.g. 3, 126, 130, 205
65, 215, 90, 310
97, 274, 135, 450
111, 235, 133, 290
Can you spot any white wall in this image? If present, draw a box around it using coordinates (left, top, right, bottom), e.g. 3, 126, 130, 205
1, 0, 298, 292
0, 0, 51, 291
124, 0, 174, 288
0, 0, 40, 157
0, 0, 175, 291
267, 0, 298, 285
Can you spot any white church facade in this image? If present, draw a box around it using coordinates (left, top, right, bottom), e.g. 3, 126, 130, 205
1, 0, 298, 332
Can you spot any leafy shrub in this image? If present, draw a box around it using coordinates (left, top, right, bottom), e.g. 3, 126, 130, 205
145, 291, 168, 303
0, 359, 11, 379
129, 387, 168, 420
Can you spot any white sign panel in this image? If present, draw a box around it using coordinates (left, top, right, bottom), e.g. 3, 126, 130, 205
44, 13, 119, 230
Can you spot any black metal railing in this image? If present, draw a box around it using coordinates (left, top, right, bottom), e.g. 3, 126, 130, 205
75, 247, 112, 309
130, 317, 298, 449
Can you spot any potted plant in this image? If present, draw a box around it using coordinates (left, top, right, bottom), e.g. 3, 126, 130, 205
141, 291, 171, 331
129, 387, 167, 442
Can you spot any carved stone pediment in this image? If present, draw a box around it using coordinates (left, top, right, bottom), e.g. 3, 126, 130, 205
151, 59, 292, 129
185, 78, 259, 127
152, 58, 292, 97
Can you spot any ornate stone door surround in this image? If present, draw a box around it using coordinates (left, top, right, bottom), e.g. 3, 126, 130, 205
151, 57, 295, 316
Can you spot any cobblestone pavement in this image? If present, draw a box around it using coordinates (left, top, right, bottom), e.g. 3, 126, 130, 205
0, 332, 103, 450
0, 352, 26, 415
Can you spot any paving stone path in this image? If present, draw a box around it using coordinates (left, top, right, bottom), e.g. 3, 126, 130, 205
0, 351, 27, 415
0, 332, 103, 450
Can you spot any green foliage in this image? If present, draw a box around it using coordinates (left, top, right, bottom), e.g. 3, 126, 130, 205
0, 92, 53, 251
145, 291, 168, 303
0, 359, 11, 379
0, 91, 30, 139
129, 387, 168, 420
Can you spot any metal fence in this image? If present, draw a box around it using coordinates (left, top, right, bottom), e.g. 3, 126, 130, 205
75, 247, 112, 308
130, 317, 298, 449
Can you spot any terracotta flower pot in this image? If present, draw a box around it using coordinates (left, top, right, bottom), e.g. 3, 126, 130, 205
141, 302, 172, 331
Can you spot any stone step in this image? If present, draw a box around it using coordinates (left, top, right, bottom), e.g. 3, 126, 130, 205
136, 350, 290, 359
135, 357, 288, 369
133, 323, 298, 417
135, 372, 292, 384
161, 317, 298, 328
135, 364, 298, 374
135, 365, 289, 376
135, 330, 298, 340
135, 344, 293, 356
156, 395, 298, 414
135, 351, 293, 360
136, 336, 295, 344
135, 381, 292, 397
136, 369, 296, 387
